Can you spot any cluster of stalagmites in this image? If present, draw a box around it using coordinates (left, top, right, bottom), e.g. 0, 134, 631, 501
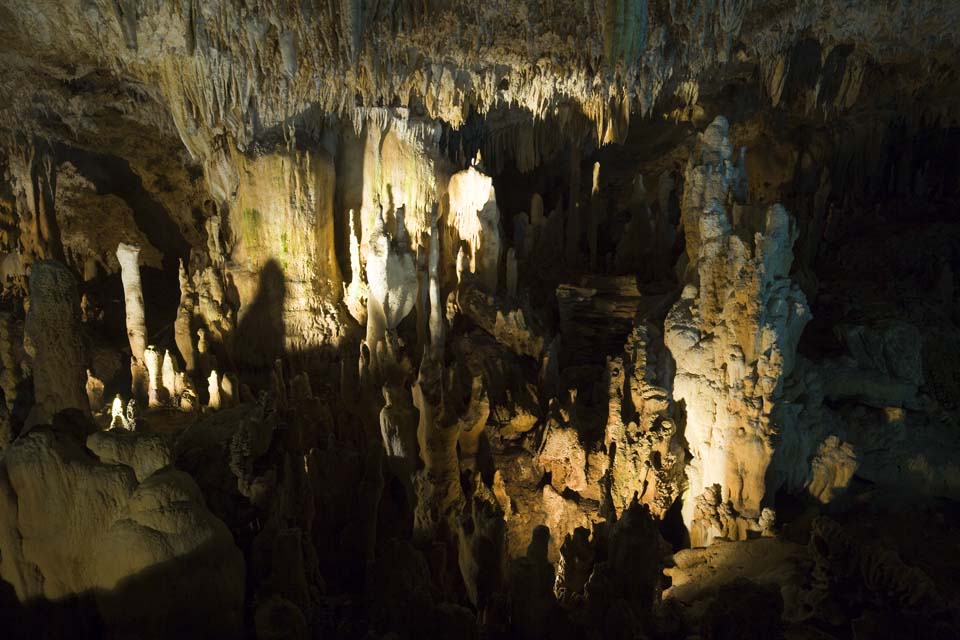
0, 112, 957, 640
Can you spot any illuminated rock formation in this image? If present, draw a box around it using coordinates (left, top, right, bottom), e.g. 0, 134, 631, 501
365, 207, 418, 378
85, 369, 105, 411
0, 426, 244, 637
116, 242, 150, 400
175, 259, 198, 375
144, 346, 164, 408
605, 324, 685, 519
0, 1, 958, 637
379, 382, 418, 487
448, 165, 502, 294
665, 117, 811, 543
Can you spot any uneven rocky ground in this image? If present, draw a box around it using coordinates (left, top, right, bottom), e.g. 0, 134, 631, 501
0, 1, 959, 639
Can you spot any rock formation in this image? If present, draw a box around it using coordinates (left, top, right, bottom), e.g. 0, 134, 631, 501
0, 426, 244, 637
116, 242, 150, 401
665, 117, 811, 543
23, 260, 88, 425
0, 2, 958, 637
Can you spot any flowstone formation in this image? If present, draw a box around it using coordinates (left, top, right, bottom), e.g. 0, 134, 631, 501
1, 1, 960, 638
665, 116, 811, 545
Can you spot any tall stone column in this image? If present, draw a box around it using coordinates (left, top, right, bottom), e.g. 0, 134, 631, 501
664, 116, 810, 545
116, 243, 149, 400
23, 260, 88, 425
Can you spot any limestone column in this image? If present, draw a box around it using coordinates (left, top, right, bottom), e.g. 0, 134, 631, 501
161, 350, 178, 400
412, 354, 462, 542
175, 259, 198, 375
144, 346, 163, 408
23, 260, 88, 425
208, 370, 221, 410
116, 243, 149, 400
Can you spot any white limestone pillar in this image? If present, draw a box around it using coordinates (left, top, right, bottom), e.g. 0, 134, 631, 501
116, 243, 147, 361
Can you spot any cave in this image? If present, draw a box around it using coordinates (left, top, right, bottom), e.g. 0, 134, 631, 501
0, 2, 959, 639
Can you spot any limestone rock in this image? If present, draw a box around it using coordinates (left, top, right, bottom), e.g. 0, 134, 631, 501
86, 429, 173, 482
116, 243, 147, 362
457, 284, 547, 359
23, 260, 89, 425
605, 323, 685, 519
448, 165, 502, 294
0, 427, 244, 637
805, 436, 858, 504
665, 117, 811, 543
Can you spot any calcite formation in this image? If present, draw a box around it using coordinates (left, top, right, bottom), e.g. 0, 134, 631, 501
0, 1, 959, 637
23, 260, 89, 425
0, 427, 244, 637
665, 116, 811, 543
116, 243, 148, 361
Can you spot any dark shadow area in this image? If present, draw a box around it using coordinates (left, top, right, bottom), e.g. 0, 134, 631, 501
54, 143, 191, 273
235, 259, 287, 375
0, 538, 243, 640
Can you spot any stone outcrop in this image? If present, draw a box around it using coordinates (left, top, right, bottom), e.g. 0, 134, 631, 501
605, 324, 684, 519
0, 427, 244, 637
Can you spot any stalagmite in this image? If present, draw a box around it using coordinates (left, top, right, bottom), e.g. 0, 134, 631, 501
160, 350, 175, 399
23, 260, 88, 425
414, 235, 429, 359
456, 376, 490, 471
125, 398, 140, 430
448, 166, 502, 294
505, 248, 518, 297
116, 243, 147, 359
344, 210, 368, 325
379, 383, 418, 493
144, 346, 164, 408
456, 245, 470, 288
208, 370, 221, 410
221, 373, 238, 408
116, 243, 149, 400
364, 208, 417, 378
530, 193, 545, 228
664, 117, 811, 544
412, 354, 461, 542
605, 325, 684, 519
428, 222, 443, 353
175, 259, 198, 374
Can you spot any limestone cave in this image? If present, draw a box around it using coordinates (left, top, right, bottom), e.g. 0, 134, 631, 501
0, 1, 958, 638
